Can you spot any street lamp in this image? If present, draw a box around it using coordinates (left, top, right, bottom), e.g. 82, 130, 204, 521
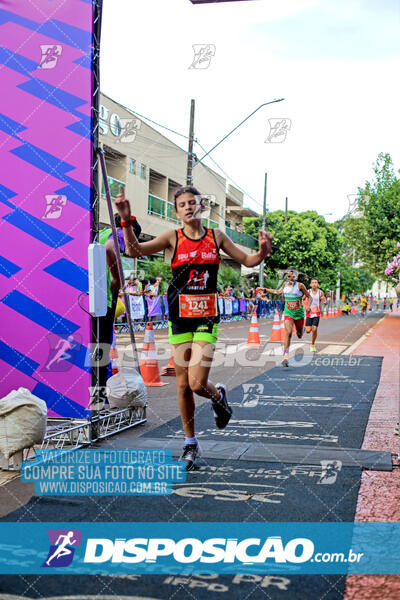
193, 99, 285, 167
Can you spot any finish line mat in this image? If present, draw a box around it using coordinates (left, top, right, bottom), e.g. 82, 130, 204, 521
142, 355, 382, 450
0, 356, 382, 600
0, 573, 347, 600
1, 458, 362, 599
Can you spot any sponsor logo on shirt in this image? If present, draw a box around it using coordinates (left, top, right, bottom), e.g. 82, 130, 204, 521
201, 250, 217, 260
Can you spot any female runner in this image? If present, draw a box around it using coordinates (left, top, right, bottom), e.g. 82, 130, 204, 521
264, 267, 311, 367
114, 186, 273, 470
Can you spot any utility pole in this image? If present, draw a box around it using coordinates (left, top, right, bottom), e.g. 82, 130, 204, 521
258, 172, 268, 287
284, 197, 288, 224
186, 99, 195, 185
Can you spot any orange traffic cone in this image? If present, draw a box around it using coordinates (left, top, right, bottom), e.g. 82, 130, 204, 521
323, 305, 328, 319
280, 314, 286, 341
246, 312, 261, 346
328, 304, 334, 318
269, 310, 282, 342
161, 351, 176, 376
110, 326, 119, 375
140, 322, 168, 386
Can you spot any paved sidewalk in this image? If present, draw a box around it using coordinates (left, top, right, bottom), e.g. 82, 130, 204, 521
345, 312, 400, 600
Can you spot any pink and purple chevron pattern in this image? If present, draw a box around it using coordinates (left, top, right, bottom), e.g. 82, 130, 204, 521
0, 0, 95, 418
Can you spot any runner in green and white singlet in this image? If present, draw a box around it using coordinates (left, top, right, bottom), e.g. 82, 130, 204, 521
265, 267, 311, 367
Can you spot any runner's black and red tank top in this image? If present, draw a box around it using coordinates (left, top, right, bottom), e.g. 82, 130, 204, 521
167, 228, 220, 328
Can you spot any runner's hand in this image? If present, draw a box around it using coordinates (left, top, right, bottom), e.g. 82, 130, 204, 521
258, 230, 273, 258
114, 186, 131, 221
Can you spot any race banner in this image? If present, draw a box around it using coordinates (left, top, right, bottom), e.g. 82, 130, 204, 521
0, 0, 97, 418
129, 295, 145, 320
224, 298, 233, 315
146, 295, 162, 317
163, 295, 169, 316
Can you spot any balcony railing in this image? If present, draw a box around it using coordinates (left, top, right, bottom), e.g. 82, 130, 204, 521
101, 176, 125, 199
167, 201, 179, 223
225, 226, 257, 249
148, 193, 165, 218
202, 218, 219, 229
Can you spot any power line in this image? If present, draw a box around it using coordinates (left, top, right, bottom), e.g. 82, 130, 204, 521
100, 93, 190, 140
100, 94, 263, 214
194, 139, 263, 213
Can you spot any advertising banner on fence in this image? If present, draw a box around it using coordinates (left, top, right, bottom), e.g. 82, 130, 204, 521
129, 295, 145, 320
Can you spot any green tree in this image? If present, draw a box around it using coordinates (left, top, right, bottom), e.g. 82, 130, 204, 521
218, 265, 240, 290
141, 257, 171, 293
243, 210, 342, 289
338, 263, 374, 295
343, 153, 400, 280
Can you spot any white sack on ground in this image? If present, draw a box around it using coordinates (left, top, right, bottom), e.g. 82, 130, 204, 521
107, 368, 147, 409
0, 388, 47, 459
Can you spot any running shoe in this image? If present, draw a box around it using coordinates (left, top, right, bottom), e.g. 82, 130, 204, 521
212, 384, 232, 429
180, 442, 202, 472
310, 345, 317, 352
282, 357, 289, 367
395, 423, 399, 436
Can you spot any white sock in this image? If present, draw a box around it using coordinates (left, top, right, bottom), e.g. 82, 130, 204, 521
185, 436, 197, 445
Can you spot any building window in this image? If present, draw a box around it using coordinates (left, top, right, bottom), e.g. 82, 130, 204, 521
129, 159, 136, 174
141, 164, 146, 179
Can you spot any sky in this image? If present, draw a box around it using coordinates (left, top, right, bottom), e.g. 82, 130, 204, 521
100, 0, 400, 221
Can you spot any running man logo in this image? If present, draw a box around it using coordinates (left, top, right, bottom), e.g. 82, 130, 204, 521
193, 194, 215, 219
42, 334, 80, 372
241, 383, 264, 407
265, 119, 291, 143
317, 460, 342, 485
117, 117, 141, 144
42, 195, 67, 220
42, 529, 82, 568
346, 194, 370, 217
38, 45, 62, 69
189, 44, 216, 69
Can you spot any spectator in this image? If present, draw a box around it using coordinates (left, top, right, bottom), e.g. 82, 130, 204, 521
144, 277, 157, 297
389, 297, 394, 311
95, 202, 141, 408
130, 277, 142, 295
154, 276, 166, 296
342, 303, 350, 315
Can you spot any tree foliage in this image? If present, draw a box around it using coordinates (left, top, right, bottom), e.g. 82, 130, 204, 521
141, 258, 172, 289
342, 153, 400, 280
244, 210, 342, 289
218, 265, 240, 289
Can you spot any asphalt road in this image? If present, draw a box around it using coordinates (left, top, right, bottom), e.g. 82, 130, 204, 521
109, 311, 383, 444
0, 311, 383, 513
